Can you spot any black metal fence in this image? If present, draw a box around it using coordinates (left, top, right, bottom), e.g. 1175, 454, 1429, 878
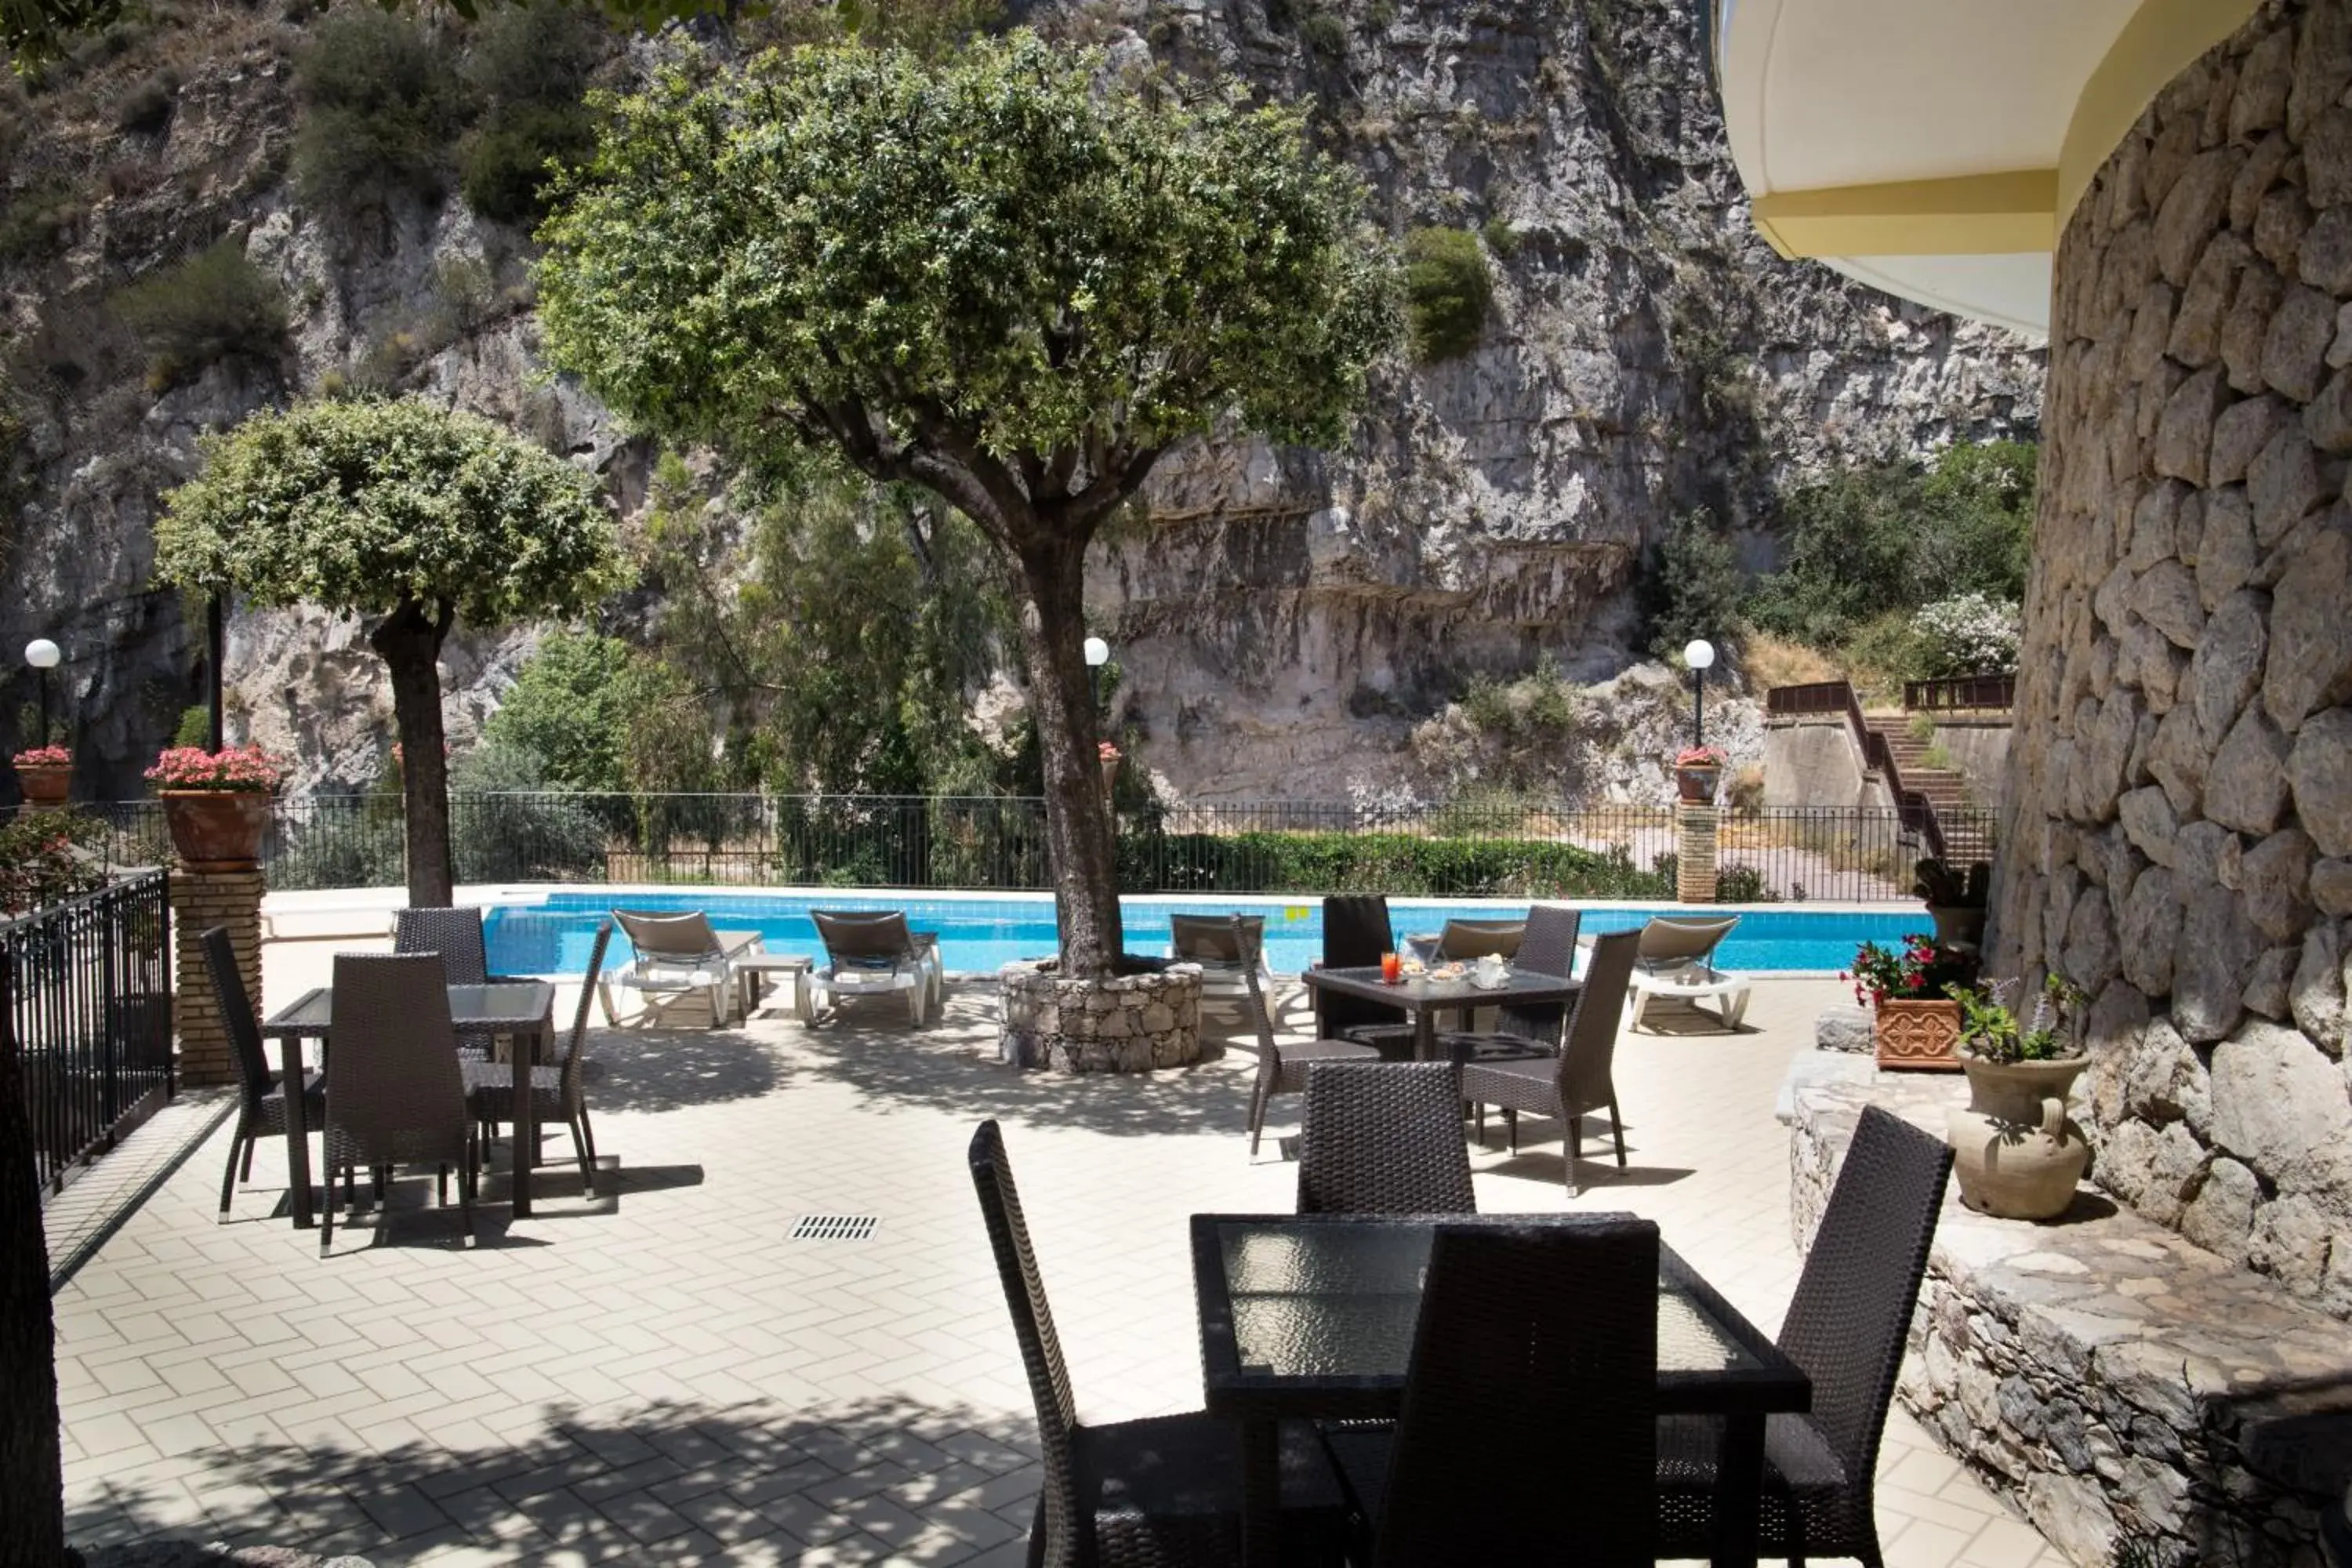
89, 794, 1992, 903
2, 869, 173, 1194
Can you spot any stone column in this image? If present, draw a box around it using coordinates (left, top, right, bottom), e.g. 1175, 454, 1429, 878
1675, 805, 1718, 904
169, 864, 264, 1087
1991, 0, 2352, 1323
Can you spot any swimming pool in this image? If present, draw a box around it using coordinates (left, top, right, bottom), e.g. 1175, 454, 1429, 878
481, 891, 1928, 977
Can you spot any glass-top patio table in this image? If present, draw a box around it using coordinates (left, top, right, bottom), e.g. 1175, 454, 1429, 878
1192, 1212, 1810, 1567
261, 981, 557, 1225
1297, 964, 1581, 1060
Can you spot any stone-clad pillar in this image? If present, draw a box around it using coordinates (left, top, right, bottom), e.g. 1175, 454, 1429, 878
1994, 0, 2352, 1323
169, 865, 264, 1087
1675, 805, 1718, 903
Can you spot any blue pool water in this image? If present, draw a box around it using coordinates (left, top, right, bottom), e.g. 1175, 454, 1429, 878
482, 891, 1928, 978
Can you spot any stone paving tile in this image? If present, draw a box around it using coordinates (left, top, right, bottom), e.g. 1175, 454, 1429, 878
49, 948, 2070, 1565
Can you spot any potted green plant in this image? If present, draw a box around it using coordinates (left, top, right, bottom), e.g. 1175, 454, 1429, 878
9, 745, 71, 807
1944, 975, 2090, 1220
145, 744, 282, 867
1675, 744, 1726, 804
1914, 858, 1990, 951
1846, 934, 1976, 1070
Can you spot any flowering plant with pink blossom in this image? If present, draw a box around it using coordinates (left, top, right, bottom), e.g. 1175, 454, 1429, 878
11, 745, 70, 768
144, 744, 283, 793
1098, 741, 1121, 764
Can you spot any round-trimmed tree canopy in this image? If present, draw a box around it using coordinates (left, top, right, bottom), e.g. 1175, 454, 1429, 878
532, 30, 1399, 542
153, 395, 622, 625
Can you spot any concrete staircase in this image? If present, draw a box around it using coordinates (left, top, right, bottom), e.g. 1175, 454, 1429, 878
1865, 717, 1995, 866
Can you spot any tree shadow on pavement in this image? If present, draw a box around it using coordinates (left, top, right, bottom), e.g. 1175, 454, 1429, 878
70, 1393, 1044, 1566
577, 1022, 800, 1115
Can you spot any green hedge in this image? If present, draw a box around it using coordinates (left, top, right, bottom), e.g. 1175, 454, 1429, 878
1121, 830, 1673, 898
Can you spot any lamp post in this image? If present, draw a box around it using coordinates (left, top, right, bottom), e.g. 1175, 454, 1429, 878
1684, 637, 1715, 750
23, 638, 60, 747
1083, 636, 1110, 719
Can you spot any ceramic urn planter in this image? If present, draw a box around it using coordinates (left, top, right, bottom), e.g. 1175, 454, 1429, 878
1674, 763, 1722, 804
161, 790, 271, 868
1872, 996, 1962, 1070
1946, 1055, 2091, 1221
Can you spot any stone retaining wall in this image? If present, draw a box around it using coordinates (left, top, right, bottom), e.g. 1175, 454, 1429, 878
1994, 0, 2352, 1324
1792, 1074, 2350, 1568
996, 963, 1203, 1073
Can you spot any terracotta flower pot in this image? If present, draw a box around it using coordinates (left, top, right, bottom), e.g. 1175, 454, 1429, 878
1675, 764, 1722, 804
161, 790, 271, 867
1946, 1055, 2091, 1220
1873, 996, 1962, 1071
14, 762, 71, 806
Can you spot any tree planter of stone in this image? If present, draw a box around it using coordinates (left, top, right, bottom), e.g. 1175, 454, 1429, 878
1946, 1055, 2091, 1221
998, 960, 1203, 1073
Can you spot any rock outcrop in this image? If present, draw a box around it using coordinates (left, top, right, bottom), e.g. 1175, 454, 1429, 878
0, 0, 2043, 802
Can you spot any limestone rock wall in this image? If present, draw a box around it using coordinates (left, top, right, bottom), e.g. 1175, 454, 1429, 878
1996, 0, 2352, 1321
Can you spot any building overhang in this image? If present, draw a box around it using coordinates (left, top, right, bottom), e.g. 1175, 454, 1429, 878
1714, 0, 2264, 337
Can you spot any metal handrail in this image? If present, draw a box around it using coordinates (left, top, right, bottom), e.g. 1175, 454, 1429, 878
1901, 674, 2016, 713
1764, 681, 1951, 863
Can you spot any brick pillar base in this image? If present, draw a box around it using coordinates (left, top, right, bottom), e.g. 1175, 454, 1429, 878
170, 863, 265, 1087
1675, 805, 1719, 905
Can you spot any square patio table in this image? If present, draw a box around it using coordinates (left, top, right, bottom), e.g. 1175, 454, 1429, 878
1192, 1211, 1810, 1568
262, 980, 557, 1226
1298, 964, 1581, 1060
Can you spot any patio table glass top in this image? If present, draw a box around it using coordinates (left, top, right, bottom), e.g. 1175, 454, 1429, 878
260, 981, 557, 1037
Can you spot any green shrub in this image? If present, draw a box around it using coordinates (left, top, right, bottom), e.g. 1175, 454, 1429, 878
1118, 828, 1674, 898
292, 9, 466, 211
115, 70, 177, 136
112, 238, 289, 390
449, 741, 608, 880
172, 704, 211, 748
459, 104, 597, 227
1403, 226, 1490, 362
1643, 507, 1744, 659
1298, 10, 1349, 56
0, 807, 108, 915
1480, 218, 1522, 260
0, 176, 89, 261
482, 630, 635, 793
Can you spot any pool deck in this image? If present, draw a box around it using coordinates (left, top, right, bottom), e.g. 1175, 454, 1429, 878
48, 934, 2067, 1568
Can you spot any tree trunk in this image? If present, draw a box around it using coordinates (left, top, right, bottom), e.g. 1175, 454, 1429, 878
370, 598, 456, 908
0, 970, 69, 1568
1015, 533, 1122, 978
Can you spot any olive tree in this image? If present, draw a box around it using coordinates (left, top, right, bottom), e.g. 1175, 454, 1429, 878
535, 33, 1396, 974
155, 397, 621, 906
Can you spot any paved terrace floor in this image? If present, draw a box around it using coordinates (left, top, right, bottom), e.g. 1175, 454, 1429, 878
53, 948, 2069, 1568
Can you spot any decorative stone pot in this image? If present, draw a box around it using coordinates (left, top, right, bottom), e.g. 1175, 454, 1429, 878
1675, 763, 1722, 804
998, 958, 1203, 1074
1926, 903, 1987, 951
14, 762, 70, 805
1873, 996, 1962, 1070
1946, 1055, 2091, 1220
161, 789, 271, 867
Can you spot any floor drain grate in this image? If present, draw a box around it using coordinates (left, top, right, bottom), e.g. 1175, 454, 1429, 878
791, 1213, 880, 1241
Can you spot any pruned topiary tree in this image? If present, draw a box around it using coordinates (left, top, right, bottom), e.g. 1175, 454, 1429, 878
154, 396, 622, 906
535, 31, 1397, 975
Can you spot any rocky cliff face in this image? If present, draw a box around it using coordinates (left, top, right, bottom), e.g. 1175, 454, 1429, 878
0, 0, 2044, 804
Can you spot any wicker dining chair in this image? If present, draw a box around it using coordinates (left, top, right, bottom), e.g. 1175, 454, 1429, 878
463, 920, 610, 1198
967, 1121, 1347, 1567
320, 953, 477, 1250
1458, 927, 1639, 1194
1316, 894, 1409, 1046
1295, 1061, 1475, 1215
1241, 920, 1383, 1157
203, 924, 325, 1221
1320, 1218, 1661, 1566
1655, 1105, 1954, 1568
1433, 903, 1584, 1066
394, 906, 499, 1059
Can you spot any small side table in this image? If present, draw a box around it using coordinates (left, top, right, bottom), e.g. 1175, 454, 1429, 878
735, 953, 815, 1022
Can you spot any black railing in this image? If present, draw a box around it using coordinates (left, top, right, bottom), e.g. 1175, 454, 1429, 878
1902, 673, 2016, 713
89, 794, 1989, 904
2, 869, 173, 1194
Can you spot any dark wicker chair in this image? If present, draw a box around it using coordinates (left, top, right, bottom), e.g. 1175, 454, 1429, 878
1295, 1061, 1475, 1215
203, 924, 325, 1221
1656, 1105, 1954, 1568
394, 906, 500, 1059
320, 953, 477, 1250
1321, 1218, 1661, 1566
1458, 927, 1639, 1194
463, 920, 609, 1197
1315, 894, 1408, 1047
1242, 920, 1382, 1156
1434, 903, 1584, 1066
967, 1120, 1346, 1568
